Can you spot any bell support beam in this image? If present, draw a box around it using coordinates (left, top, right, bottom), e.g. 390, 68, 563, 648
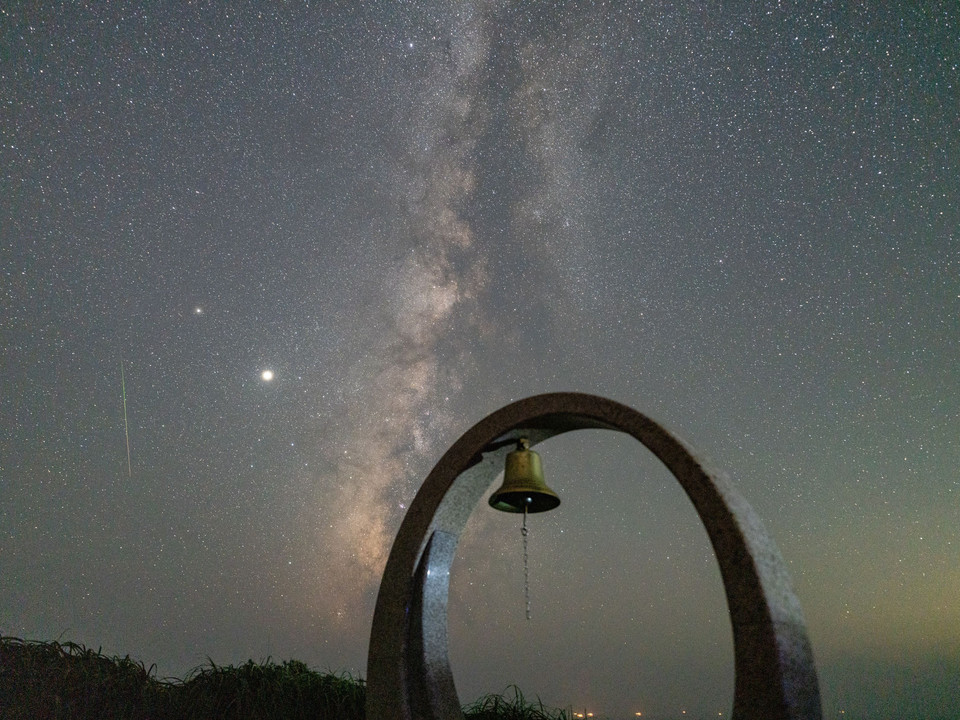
366, 392, 822, 720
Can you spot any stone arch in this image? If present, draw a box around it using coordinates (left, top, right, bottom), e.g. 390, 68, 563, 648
366, 393, 821, 719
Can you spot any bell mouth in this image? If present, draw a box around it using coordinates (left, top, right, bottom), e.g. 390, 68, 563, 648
488, 491, 560, 514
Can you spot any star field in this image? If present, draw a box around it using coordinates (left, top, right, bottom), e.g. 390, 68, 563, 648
2, 3, 958, 718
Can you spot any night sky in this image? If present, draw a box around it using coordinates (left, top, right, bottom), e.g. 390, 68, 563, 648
3, 2, 958, 718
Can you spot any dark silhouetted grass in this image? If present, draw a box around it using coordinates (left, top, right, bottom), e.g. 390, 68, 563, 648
0, 636, 567, 719
463, 685, 568, 720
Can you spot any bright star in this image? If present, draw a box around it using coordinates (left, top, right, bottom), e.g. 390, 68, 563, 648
261, 370, 274, 381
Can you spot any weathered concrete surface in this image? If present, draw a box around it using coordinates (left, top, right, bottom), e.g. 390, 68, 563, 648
366, 392, 822, 720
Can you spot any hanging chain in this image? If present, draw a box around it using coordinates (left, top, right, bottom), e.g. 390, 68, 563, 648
522, 503, 531, 620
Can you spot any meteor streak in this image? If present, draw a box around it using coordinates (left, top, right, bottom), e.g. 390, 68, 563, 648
120, 357, 131, 477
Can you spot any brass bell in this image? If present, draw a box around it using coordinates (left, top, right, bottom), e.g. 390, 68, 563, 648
488, 438, 560, 513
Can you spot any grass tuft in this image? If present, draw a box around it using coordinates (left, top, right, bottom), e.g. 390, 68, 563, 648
464, 685, 568, 720
1, 636, 566, 719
